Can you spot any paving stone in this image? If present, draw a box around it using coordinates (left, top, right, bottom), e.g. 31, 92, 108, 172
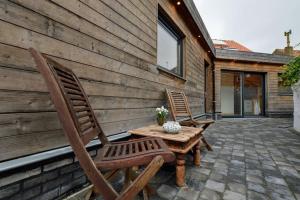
157, 184, 178, 200
198, 168, 211, 176
205, 180, 225, 193
199, 188, 221, 200
186, 178, 205, 191
247, 169, 263, 177
278, 166, 300, 178
174, 187, 200, 200
246, 175, 264, 184
247, 182, 266, 193
101, 119, 299, 200
270, 192, 296, 200
265, 176, 287, 186
230, 160, 245, 167
209, 172, 224, 182
223, 190, 246, 200
247, 191, 270, 200
228, 182, 246, 195
266, 183, 294, 196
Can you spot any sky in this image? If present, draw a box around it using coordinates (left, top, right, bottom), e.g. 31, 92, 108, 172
194, 0, 300, 53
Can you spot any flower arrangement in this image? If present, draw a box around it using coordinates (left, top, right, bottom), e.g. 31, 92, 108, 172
163, 121, 181, 134
155, 106, 168, 126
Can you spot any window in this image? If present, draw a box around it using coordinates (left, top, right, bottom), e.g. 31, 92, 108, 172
278, 73, 293, 95
157, 10, 183, 77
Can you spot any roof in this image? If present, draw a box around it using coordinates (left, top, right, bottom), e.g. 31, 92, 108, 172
182, 0, 216, 56
213, 39, 252, 52
216, 49, 293, 64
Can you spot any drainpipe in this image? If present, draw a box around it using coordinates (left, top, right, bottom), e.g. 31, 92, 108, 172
212, 63, 217, 120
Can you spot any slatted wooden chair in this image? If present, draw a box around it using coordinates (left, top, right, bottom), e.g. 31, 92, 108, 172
166, 89, 214, 151
29, 48, 175, 200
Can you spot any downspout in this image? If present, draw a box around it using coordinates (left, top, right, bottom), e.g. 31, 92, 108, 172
212, 63, 217, 119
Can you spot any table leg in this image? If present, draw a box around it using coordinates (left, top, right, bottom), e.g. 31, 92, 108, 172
176, 153, 186, 187
193, 141, 201, 166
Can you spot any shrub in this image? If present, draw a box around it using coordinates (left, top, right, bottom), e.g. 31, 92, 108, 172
280, 56, 300, 86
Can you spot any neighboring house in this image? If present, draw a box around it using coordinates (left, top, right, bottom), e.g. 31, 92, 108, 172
0, 0, 215, 199
214, 40, 294, 118
213, 39, 252, 52
273, 48, 300, 57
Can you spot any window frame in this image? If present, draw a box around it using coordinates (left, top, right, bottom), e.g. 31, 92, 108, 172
157, 6, 185, 78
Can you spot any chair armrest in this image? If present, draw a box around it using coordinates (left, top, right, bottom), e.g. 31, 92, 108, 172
117, 155, 164, 200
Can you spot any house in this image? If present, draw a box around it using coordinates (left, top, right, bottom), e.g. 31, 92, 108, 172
0, 0, 296, 199
214, 40, 294, 118
0, 0, 215, 199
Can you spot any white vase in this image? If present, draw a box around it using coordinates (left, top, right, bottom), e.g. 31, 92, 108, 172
292, 80, 300, 132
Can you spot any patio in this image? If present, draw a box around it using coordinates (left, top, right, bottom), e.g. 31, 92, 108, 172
132, 118, 300, 200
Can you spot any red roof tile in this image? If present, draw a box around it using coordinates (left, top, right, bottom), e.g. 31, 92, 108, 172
213, 39, 252, 52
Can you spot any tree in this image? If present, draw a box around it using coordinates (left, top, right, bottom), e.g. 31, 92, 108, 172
280, 56, 300, 86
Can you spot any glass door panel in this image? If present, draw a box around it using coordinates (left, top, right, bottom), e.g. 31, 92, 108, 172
243, 73, 264, 116
221, 71, 242, 116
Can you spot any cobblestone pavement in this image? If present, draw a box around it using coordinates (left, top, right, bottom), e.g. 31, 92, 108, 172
142, 118, 300, 200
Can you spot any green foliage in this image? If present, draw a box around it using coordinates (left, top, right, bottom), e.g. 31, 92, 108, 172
280, 56, 300, 86
155, 106, 168, 119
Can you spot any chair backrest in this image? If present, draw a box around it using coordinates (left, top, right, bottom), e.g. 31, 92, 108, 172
166, 89, 193, 121
29, 48, 118, 199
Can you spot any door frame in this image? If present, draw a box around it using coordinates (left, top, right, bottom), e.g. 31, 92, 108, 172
221, 70, 266, 118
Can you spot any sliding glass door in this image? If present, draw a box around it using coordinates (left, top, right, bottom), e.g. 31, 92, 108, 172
243, 73, 264, 116
221, 71, 242, 117
221, 71, 265, 117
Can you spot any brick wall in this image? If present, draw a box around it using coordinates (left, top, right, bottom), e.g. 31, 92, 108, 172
0, 149, 98, 200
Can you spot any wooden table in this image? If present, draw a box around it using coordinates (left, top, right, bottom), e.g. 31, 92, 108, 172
128, 124, 204, 187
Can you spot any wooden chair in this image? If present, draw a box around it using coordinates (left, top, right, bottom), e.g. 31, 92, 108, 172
29, 48, 175, 200
166, 89, 214, 151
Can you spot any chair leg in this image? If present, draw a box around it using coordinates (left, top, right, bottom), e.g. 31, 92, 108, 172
129, 166, 156, 196
143, 188, 149, 200
117, 156, 164, 200
201, 137, 213, 151
121, 168, 132, 192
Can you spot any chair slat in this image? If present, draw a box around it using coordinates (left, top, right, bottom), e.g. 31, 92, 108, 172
81, 129, 98, 145
75, 107, 91, 113
60, 76, 77, 85
81, 123, 94, 132
72, 101, 88, 106
62, 82, 81, 91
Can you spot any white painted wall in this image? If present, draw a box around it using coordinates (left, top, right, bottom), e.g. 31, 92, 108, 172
292, 80, 300, 132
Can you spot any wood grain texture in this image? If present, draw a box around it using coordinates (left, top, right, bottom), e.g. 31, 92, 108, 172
128, 125, 203, 142
0, 0, 212, 161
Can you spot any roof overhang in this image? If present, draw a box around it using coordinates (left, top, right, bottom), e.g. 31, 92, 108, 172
177, 0, 216, 57
215, 49, 293, 65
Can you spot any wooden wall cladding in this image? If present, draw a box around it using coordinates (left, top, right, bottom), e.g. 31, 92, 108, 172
0, 0, 210, 161
214, 61, 293, 114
